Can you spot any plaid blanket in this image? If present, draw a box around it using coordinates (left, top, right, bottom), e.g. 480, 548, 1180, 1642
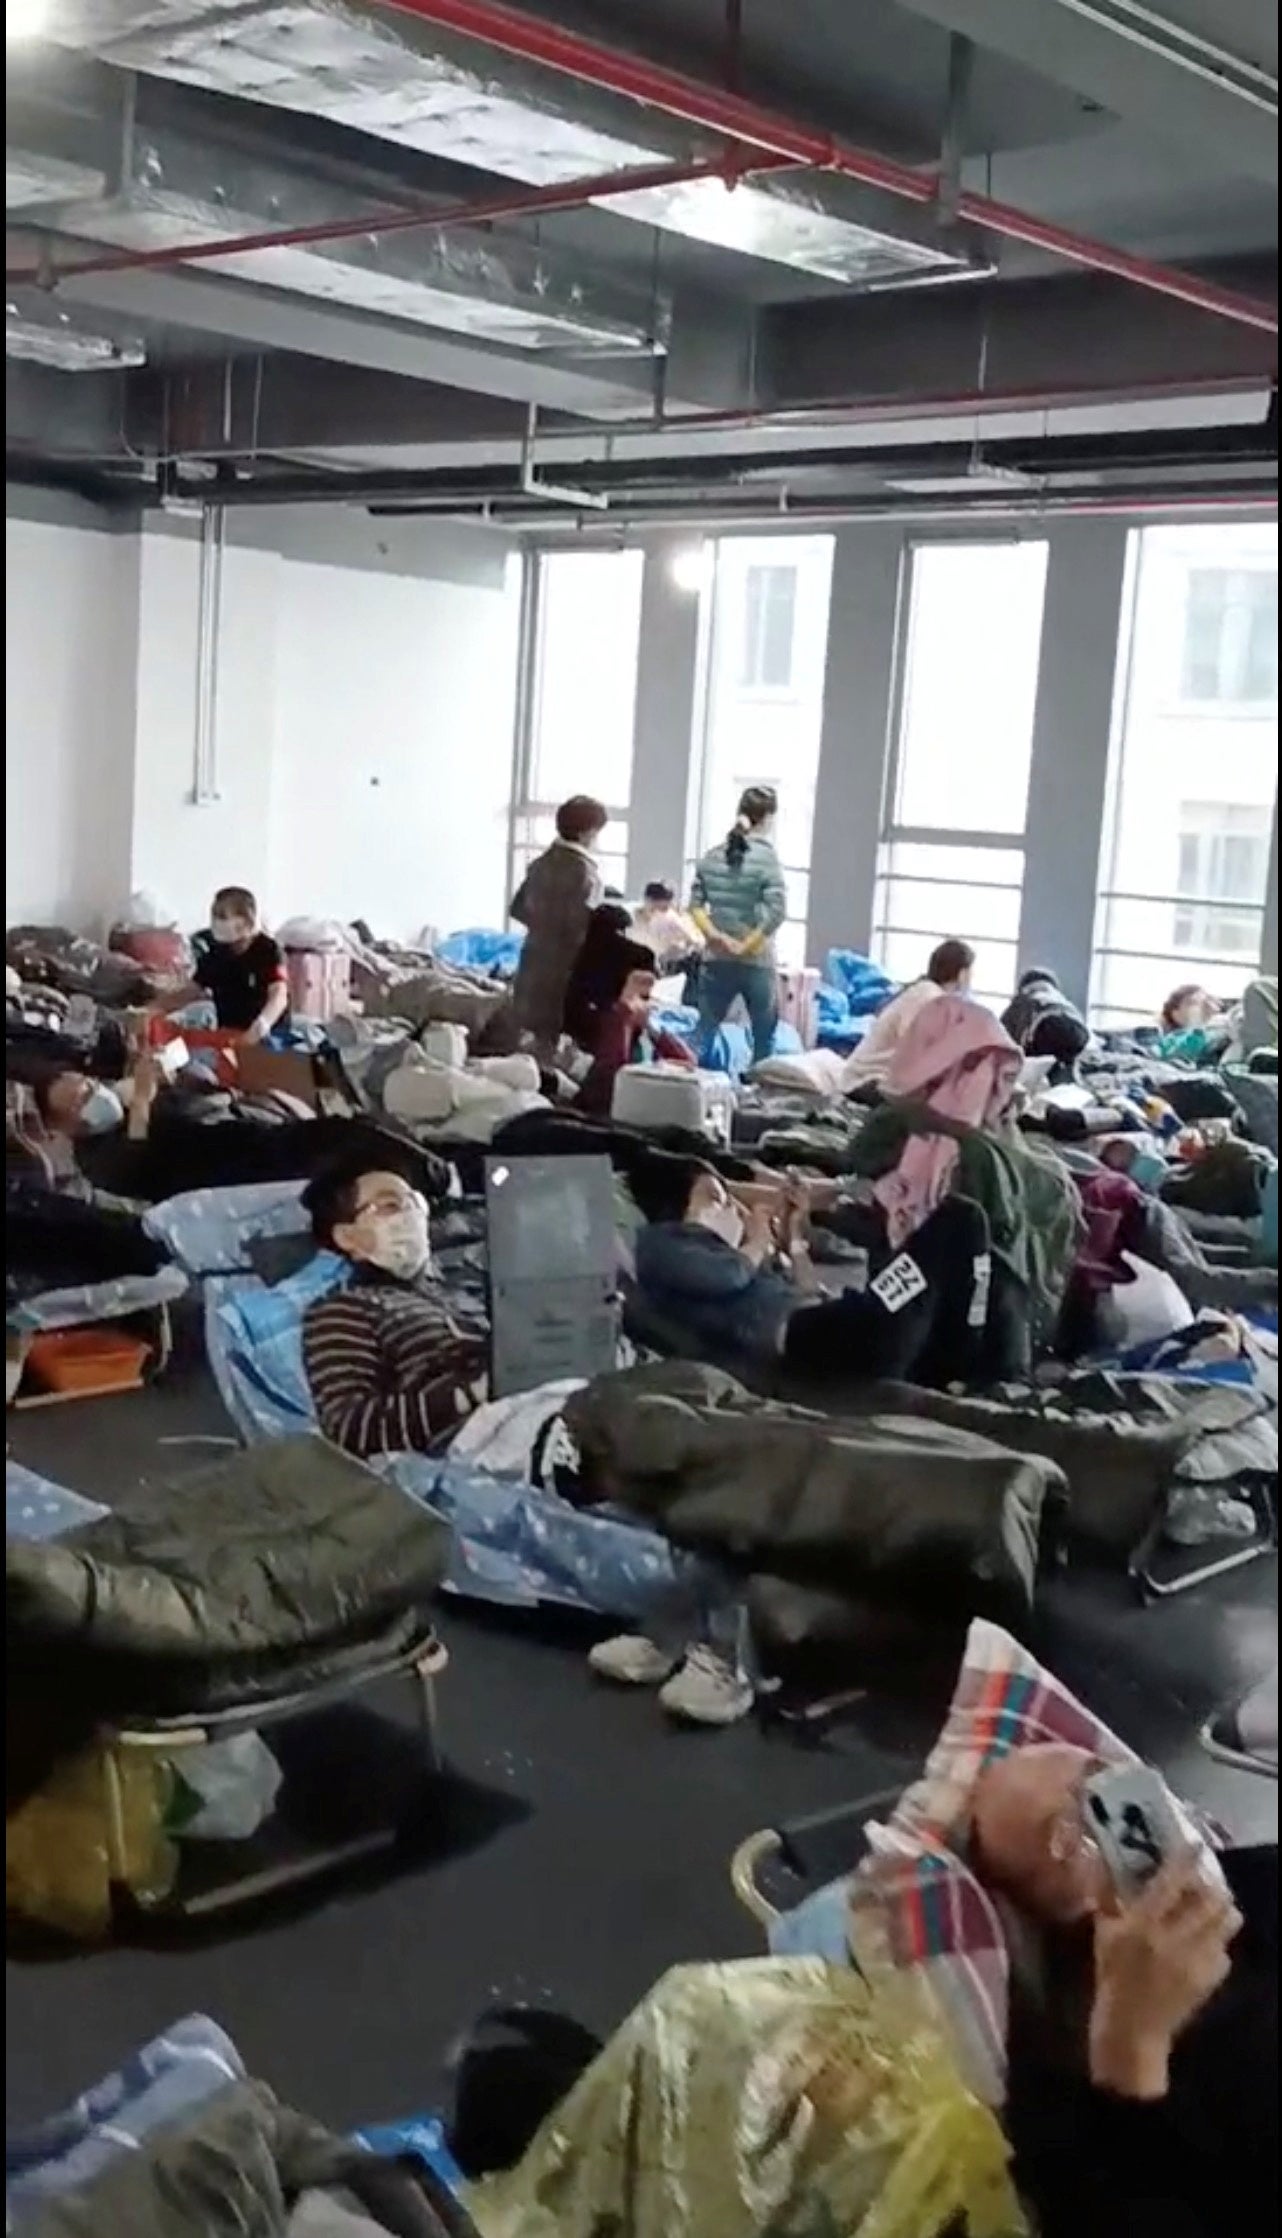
849, 1618, 1137, 2106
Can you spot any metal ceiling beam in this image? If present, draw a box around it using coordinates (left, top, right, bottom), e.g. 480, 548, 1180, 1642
371, 0, 1278, 327
123, 358, 530, 460
154, 408, 1278, 500
150, 471, 1278, 522
53, 264, 668, 415
894, 0, 1277, 185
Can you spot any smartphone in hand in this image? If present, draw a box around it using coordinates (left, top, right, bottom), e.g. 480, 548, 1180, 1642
155, 1036, 189, 1080
1082, 1765, 1227, 1903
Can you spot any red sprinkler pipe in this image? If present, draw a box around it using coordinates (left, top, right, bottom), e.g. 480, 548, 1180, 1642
5, 152, 786, 290
372, 0, 1279, 335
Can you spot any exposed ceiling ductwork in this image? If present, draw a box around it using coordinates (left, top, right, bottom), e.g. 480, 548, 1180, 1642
45, 0, 974, 286
48, 116, 668, 351
6, 290, 145, 368
6, 0, 1276, 511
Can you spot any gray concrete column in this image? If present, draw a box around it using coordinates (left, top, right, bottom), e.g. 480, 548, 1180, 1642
806, 525, 905, 965
1018, 518, 1130, 1010
1262, 794, 1279, 978
626, 535, 703, 895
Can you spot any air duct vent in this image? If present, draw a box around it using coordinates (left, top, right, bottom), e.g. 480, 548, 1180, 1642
51, 0, 967, 285
56, 122, 665, 351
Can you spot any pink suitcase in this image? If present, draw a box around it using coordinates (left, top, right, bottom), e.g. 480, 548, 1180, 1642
776, 965, 821, 1049
285, 947, 352, 1021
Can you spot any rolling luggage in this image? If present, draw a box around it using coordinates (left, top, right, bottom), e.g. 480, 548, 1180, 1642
284, 947, 352, 1021
776, 966, 821, 1050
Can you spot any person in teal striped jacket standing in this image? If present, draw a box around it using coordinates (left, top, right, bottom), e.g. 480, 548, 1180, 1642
688, 784, 786, 1066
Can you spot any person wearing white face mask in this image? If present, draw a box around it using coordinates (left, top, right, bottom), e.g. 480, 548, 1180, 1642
301, 1151, 488, 1459
6, 1056, 160, 1204
629, 1155, 818, 1368
154, 885, 290, 1045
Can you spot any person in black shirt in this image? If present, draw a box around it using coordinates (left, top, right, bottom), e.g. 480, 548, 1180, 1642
158, 886, 290, 1041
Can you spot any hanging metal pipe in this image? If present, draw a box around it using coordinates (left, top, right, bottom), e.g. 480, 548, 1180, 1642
371, 0, 1279, 333
5, 153, 785, 289
192, 502, 225, 807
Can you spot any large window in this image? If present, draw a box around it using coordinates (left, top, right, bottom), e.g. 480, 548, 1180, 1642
689, 534, 835, 967
872, 539, 1049, 1005
1180, 567, 1277, 706
510, 549, 644, 899
1092, 522, 1277, 1026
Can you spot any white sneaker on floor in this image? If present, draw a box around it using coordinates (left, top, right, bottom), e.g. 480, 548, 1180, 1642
659, 1646, 755, 1727
588, 1634, 679, 1686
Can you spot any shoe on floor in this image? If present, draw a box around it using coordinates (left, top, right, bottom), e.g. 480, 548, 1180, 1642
588, 1634, 679, 1686
659, 1646, 754, 1727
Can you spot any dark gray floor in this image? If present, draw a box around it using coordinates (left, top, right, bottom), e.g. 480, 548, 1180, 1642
7, 1356, 1277, 2138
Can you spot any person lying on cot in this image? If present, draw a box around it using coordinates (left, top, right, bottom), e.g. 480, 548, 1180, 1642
628, 1154, 818, 1361
575, 958, 696, 1117
301, 1148, 487, 1458
970, 1744, 1275, 2238
6, 1056, 161, 1203
630, 1152, 999, 1388
1001, 965, 1091, 1079
1156, 982, 1228, 1064
153, 885, 290, 1044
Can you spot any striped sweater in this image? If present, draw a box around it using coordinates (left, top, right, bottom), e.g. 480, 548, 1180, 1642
302, 1266, 487, 1458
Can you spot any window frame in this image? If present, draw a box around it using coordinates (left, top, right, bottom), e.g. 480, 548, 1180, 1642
870, 535, 1046, 996
506, 547, 644, 913
686, 533, 835, 965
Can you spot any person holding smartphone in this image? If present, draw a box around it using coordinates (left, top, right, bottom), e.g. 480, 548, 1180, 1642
969, 1743, 1276, 2238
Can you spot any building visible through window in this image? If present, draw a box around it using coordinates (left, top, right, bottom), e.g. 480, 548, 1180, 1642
1181, 568, 1277, 705
509, 549, 643, 896
1091, 522, 1277, 1026
741, 562, 798, 690
691, 537, 835, 966
1174, 801, 1273, 955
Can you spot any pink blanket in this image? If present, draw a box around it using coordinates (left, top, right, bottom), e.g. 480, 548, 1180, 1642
873, 995, 1022, 1246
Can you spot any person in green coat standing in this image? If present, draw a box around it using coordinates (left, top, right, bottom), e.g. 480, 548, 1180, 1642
689, 785, 786, 1067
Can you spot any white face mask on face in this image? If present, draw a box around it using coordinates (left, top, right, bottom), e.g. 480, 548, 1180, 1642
211, 916, 250, 946
78, 1085, 125, 1135
359, 1194, 432, 1280
695, 1198, 745, 1249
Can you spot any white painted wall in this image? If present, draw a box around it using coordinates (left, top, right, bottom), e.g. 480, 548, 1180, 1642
6, 513, 139, 931
131, 529, 282, 929
6, 494, 520, 942
267, 551, 519, 942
